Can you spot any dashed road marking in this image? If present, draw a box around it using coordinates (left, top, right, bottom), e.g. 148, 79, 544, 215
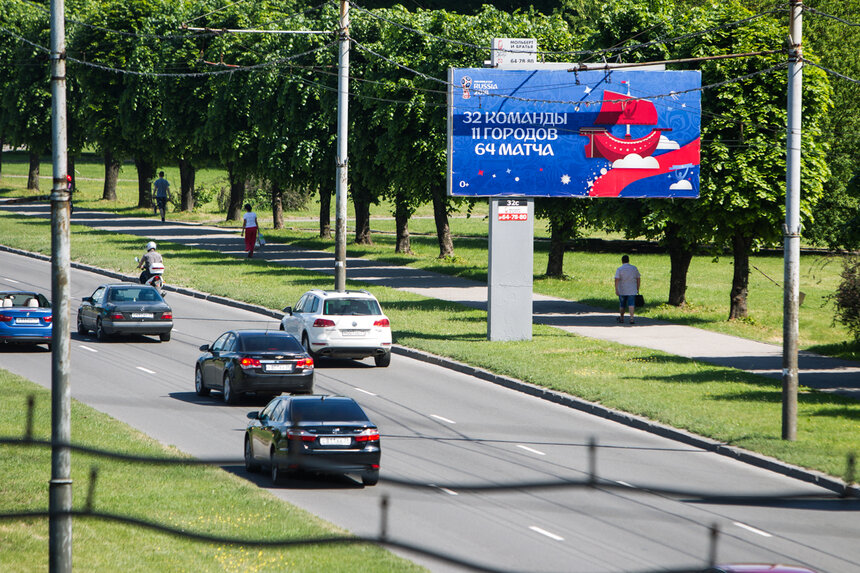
429, 484, 458, 496
78, 345, 97, 353
355, 388, 377, 396
616, 480, 633, 488
136, 366, 156, 374
517, 445, 546, 456
733, 521, 772, 537
529, 526, 564, 541
431, 414, 456, 424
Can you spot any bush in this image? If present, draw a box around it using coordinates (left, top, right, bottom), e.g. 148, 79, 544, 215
832, 256, 860, 341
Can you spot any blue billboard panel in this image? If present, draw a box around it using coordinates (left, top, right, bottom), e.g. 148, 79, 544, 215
447, 68, 701, 198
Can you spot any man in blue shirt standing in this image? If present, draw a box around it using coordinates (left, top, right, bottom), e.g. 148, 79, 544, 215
153, 171, 170, 222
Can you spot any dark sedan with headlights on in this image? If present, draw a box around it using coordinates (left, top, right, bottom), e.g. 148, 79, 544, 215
195, 330, 314, 404
0, 291, 53, 351
77, 283, 173, 342
245, 394, 381, 486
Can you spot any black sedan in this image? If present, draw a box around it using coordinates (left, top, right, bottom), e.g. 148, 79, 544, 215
77, 283, 173, 342
195, 330, 314, 404
245, 395, 381, 486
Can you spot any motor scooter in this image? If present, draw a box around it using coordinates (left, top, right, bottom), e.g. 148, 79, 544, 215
134, 257, 165, 290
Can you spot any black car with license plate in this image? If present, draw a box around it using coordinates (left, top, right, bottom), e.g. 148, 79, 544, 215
77, 283, 173, 342
196, 330, 314, 404
245, 395, 381, 486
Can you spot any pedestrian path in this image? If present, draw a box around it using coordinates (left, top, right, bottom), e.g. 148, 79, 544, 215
3, 201, 858, 399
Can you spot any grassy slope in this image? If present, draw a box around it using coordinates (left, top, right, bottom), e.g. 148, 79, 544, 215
0, 212, 856, 483
0, 371, 424, 573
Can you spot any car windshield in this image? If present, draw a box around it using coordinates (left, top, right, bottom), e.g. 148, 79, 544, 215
292, 399, 369, 422
241, 335, 303, 352
109, 287, 161, 303
322, 298, 381, 316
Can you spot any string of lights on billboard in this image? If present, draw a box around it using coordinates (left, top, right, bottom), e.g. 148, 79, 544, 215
447, 68, 702, 199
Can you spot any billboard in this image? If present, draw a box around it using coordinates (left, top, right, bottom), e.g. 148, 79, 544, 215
447, 68, 701, 198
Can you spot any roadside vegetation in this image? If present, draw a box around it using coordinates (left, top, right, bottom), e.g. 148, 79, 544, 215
0, 213, 856, 485
0, 370, 425, 573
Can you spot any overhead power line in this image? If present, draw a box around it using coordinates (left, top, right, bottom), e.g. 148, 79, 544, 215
805, 60, 860, 85
803, 6, 860, 27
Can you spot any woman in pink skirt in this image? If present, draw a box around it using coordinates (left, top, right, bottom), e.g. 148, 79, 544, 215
241, 204, 258, 258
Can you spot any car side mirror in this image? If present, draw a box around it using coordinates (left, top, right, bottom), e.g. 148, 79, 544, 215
82, 296, 93, 304
282, 306, 292, 315
246, 411, 261, 420
160, 291, 167, 298
199, 344, 210, 352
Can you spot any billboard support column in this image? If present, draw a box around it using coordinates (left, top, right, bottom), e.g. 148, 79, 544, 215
488, 198, 534, 341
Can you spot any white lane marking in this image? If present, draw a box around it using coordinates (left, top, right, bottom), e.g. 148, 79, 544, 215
429, 484, 458, 496
355, 388, 377, 396
78, 345, 97, 353
616, 480, 634, 488
6, 279, 20, 283
733, 521, 772, 538
136, 366, 156, 375
529, 526, 564, 541
431, 414, 456, 424
517, 444, 546, 456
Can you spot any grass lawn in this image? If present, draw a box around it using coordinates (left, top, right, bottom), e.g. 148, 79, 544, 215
0, 370, 425, 572
0, 213, 857, 486
1, 155, 855, 360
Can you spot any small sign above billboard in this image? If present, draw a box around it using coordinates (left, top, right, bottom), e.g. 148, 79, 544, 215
447, 68, 701, 198
492, 38, 537, 68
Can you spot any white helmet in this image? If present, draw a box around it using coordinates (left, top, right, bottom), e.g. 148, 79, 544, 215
146, 241, 157, 251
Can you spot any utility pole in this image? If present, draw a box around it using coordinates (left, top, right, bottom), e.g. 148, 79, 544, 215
49, 0, 72, 569
334, 0, 349, 291
783, 0, 802, 441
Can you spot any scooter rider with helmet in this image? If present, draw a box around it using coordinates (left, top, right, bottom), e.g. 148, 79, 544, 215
137, 241, 163, 285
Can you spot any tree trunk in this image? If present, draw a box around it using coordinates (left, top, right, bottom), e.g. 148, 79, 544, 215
545, 216, 574, 277
179, 158, 195, 212
135, 157, 155, 209
271, 180, 284, 230
394, 192, 413, 254
729, 231, 752, 319
431, 183, 453, 258
0, 138, 4, 177
225, 163, 244, 221
319, 188, 331, 239
27, 150, 40, 191
352, 184, 372, 245
665, 224, 694, 306
102, 150, 119, 200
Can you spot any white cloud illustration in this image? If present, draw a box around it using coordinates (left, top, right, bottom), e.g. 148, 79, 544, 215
657, 135, 680, 150
612, 154, 660, 169
669, 179, 693, 190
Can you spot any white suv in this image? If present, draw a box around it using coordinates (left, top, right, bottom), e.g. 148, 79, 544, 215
280, 290, 392, 367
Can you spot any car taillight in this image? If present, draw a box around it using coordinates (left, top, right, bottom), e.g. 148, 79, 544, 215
296, 357, 314, 369
0, 314, 12, 322
44, 316, 52, 323
161, 312, 173, 320
239, 357, 261, 369
287, 429, 316, 442
373, 318, 390, 328
312, 318, 335, 328
355, 429, 380, 442
110, 313, 124, 320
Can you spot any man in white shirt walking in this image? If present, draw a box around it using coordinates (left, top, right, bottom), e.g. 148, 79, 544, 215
614, 255, 641, 324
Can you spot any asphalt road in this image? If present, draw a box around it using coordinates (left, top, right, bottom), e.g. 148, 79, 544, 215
1, 249, 858, 573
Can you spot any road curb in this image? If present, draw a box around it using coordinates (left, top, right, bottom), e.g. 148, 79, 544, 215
2, 242, 857, 498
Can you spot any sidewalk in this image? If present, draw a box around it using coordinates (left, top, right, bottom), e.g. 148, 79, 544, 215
3, 200, 859, 399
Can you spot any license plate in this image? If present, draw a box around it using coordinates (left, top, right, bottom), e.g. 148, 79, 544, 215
319, 437, 351, 446
131, 313, 154, 319
341, 329, 368, 337
15, 318, 40, 324
264, 364, 293, 373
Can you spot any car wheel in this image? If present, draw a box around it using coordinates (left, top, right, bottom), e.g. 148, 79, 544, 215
270, 448, 281, 484
194, 367, 210, 397
76, 314, 88, 335
244, 437, 260, 473
374, 351, 391, 368
223, 372, 239, 405
361, 470, 379, 486
95, 318, 108, 341
301, 333, 317, 360
159, 331, 171, 342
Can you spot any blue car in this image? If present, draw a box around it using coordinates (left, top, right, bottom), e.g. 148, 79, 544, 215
0, 291, 53, 351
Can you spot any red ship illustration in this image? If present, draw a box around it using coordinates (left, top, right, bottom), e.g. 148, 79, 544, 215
579, 88, 671, 162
